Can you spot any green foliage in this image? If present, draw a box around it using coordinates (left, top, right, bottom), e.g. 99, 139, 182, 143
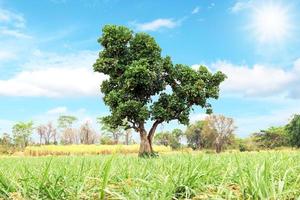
93, 25, 226, 133
0, 133, 11, 146
239, 143, 247, 152
99, 136, 115, 145
185, 121, 205, 150
97, 117, 124, 144
12, 121, 34, 148
286, 114, 300, 148
253, 126, 289, 149
155, 129, 183, 149
0, 152, 300, 199
57, 115, 77, 129
99, 155, 114, 200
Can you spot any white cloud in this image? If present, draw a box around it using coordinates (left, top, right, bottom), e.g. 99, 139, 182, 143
230, 1, 252, 13
192, 59, 300, 98
47, 107, 68, 115
0, 50, 16, 60
192, 6, 200, 14
0, 27, 31, 39
208, 3, 215, 9
133, 18, 178, 31
214, 61, 295, 97
0, 8, 25, 28
0, 8, 30, 39
190, 113, 208, 123
0, 51, 108, 97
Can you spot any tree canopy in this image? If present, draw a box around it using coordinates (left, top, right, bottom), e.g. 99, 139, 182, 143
286, 114, 300, 148
12, 121, 34, 148
93, 25, 226, 155
253, 126, 288, 149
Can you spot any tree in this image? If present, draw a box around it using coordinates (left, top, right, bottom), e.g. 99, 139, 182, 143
124, 129, 132, 145
93, 25, 226, 156
58, 115, 77, 129
45, 122, 56, 145
155, 129, 183, 149
12, 121, 34, 148
155, 132, 170, 146
253, 126, 288, 149
185, 121, 205, 150
37, 125, 47, 145
97, 117, 124, 144
286, 114, 300, 148
203, 115, 235, 153
79, 121, 98, 144
169, 129, 183, 149
61, 128, 79, 144
58, 115, 77, 144
36, 122, 57, 145
0, 133, 11, 146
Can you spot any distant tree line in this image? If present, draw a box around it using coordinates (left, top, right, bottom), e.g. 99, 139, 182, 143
155, 114, 235, 153
0, 115, 135, 154
1, 114, 300, 154
154, 114, 300, 153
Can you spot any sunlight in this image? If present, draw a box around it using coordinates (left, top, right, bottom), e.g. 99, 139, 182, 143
250, 2, 292, 43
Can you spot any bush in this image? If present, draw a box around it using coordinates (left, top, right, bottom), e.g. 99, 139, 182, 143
0, 145, 16, 155
239, 144, 247, 152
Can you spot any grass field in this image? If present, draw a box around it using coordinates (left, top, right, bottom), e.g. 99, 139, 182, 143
0, 151, 300, 199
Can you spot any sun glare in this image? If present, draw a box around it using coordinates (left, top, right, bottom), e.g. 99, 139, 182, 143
250, 2, 292, 43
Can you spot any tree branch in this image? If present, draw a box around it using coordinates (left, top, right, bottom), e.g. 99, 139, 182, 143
147, 119, 162, 141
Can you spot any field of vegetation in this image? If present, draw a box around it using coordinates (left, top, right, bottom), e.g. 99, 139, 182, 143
1, 151, 300, 199
24, 145, 172, 156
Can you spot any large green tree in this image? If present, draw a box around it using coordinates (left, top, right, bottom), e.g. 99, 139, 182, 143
93, 25, 226, 156
286, 114, 300, 148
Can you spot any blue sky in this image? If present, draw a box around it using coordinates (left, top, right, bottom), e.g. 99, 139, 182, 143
1, 0, 300, 138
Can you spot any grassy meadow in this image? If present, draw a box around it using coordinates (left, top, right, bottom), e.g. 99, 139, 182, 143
0, 151, 300, 199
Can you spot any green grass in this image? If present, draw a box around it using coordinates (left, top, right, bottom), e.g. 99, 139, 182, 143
0, 151, 300, 199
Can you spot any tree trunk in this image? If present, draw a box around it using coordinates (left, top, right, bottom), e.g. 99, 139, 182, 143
139, 132, 153, 156
216, 144, 222, 153
138, 120, 161, 157
215, 137, 222, 153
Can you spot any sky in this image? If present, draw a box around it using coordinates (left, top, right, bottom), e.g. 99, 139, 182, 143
1, 0, 300, 138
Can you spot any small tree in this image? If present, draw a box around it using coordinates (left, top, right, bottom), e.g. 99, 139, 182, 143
155, 129, 183, 149
37, 122, 57, 145
97, 117, 124, 144
203, 115, 235, 153
253, 126, 288, 149
58, 115, 77, 144
0, 133, 12, 146
93, 25, 226, 156
286, 114, 300, 148
124, 129, 132, 145
79, 121, 98, 144
58, 115, 77, 130
185, 121, 205, 150
61, 128, 79, 144
12, 121, 34, 148
155, 132, 170, 146
37, 125, 47, 145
